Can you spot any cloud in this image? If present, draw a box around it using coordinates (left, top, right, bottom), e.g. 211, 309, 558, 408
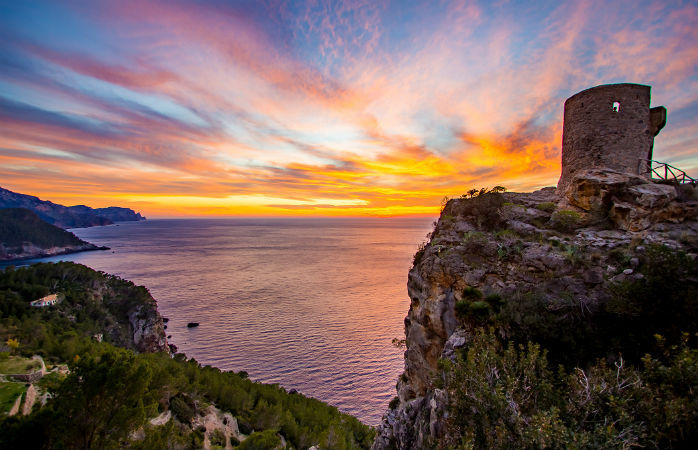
0, 0, 695, 216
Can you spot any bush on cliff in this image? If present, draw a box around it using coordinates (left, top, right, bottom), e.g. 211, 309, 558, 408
452, 244, 697, 369
548, 209, 581, 233
443, 328, 698, 450
441, 243, 698, 449
443, 192, 506, 231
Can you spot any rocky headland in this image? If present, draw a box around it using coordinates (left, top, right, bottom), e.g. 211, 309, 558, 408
373, 171, 697, 450
0, 208, 109, 262
0, 186, 146, 229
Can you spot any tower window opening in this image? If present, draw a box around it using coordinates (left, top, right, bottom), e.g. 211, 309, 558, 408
612, 101, 620, 112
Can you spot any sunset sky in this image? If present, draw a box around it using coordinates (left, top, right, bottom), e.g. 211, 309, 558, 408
1, 0, 696, 217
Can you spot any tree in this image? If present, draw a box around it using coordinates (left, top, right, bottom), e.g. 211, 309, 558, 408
6, 337, 19, 354
51, 348, 153, 449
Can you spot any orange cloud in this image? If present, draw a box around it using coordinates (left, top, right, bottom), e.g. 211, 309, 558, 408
0, 0, 695, 217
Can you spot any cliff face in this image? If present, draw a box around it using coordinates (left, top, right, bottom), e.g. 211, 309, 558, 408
373, 173, 697, 450
127, 302, 169, 353
98, 274, 170, 353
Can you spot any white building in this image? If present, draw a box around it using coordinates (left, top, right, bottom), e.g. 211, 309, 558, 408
30, 294, 60, 307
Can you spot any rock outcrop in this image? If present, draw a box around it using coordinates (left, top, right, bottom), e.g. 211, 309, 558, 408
128, 304, 169, 353
192, 405, 242, 450
372, 179, 697, 450
559, 168, 697, 231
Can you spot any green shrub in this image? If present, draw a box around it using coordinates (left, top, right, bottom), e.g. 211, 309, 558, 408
468, 301, 490, 316
454, 300, 470, 319
170, 396, 196, 424
413, 241, 428, 265
209, 428, 226, 448
485, 294, 504, 307
462, 287, 482, 300
443, 328, 698, 450
237, 430, 281, 450
470, 193, 506, 230
237, 418, 253, 435
605, 244, 698, 361
536, 202, 556, 213
563, 245, 583, 266
549, 210, 581, 233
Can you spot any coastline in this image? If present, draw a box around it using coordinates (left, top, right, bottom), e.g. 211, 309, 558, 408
0, 244, 110, 265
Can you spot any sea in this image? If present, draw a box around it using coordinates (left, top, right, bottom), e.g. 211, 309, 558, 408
10, 217, 435, 426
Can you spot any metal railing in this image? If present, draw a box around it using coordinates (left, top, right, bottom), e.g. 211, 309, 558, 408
639, 159, 696, 185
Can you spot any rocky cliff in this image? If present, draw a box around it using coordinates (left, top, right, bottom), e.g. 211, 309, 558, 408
95, 270, 170, 354
373, 171, 697, 450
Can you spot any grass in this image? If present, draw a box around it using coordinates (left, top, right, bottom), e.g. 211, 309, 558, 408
0, 356, 41, 374
0, 382, 27, 415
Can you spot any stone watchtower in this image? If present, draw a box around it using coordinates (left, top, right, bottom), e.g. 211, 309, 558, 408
557, 83, 666, 192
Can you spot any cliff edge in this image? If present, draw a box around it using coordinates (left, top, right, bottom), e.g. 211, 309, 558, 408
373, 173, 697, 450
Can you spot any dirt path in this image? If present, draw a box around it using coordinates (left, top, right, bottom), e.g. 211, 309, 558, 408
8, 393, 22, 416
22, 384, 37, 415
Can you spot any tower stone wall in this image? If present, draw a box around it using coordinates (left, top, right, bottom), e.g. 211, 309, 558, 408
557, 83, 666, 192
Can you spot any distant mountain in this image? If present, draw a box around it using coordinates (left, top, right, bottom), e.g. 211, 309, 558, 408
0, 208, 107, 261
0, 186, 145, 229
93, 206, 146, 223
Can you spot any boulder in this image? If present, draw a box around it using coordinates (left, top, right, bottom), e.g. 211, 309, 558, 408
561, 168, 696, 231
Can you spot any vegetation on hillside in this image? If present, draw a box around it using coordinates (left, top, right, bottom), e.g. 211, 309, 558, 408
441, 244, 698, 449
0, 208, 90, 254
0, 262, 374, 450
0, 262, 161, 354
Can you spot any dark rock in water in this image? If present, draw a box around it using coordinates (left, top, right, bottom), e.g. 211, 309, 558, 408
288, 389, 298, 395
163, 317, 169, 323
187, 322, 199, 328
164, 325, 167, 330
167, 335, 172, 339
168, 343, 178, 354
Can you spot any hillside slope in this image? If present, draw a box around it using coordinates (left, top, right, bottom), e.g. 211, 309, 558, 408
373, 173, 697, 450
0, 208, 106, 261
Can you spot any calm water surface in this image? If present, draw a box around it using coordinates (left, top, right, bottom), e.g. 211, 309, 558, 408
20, 218, 434, 425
